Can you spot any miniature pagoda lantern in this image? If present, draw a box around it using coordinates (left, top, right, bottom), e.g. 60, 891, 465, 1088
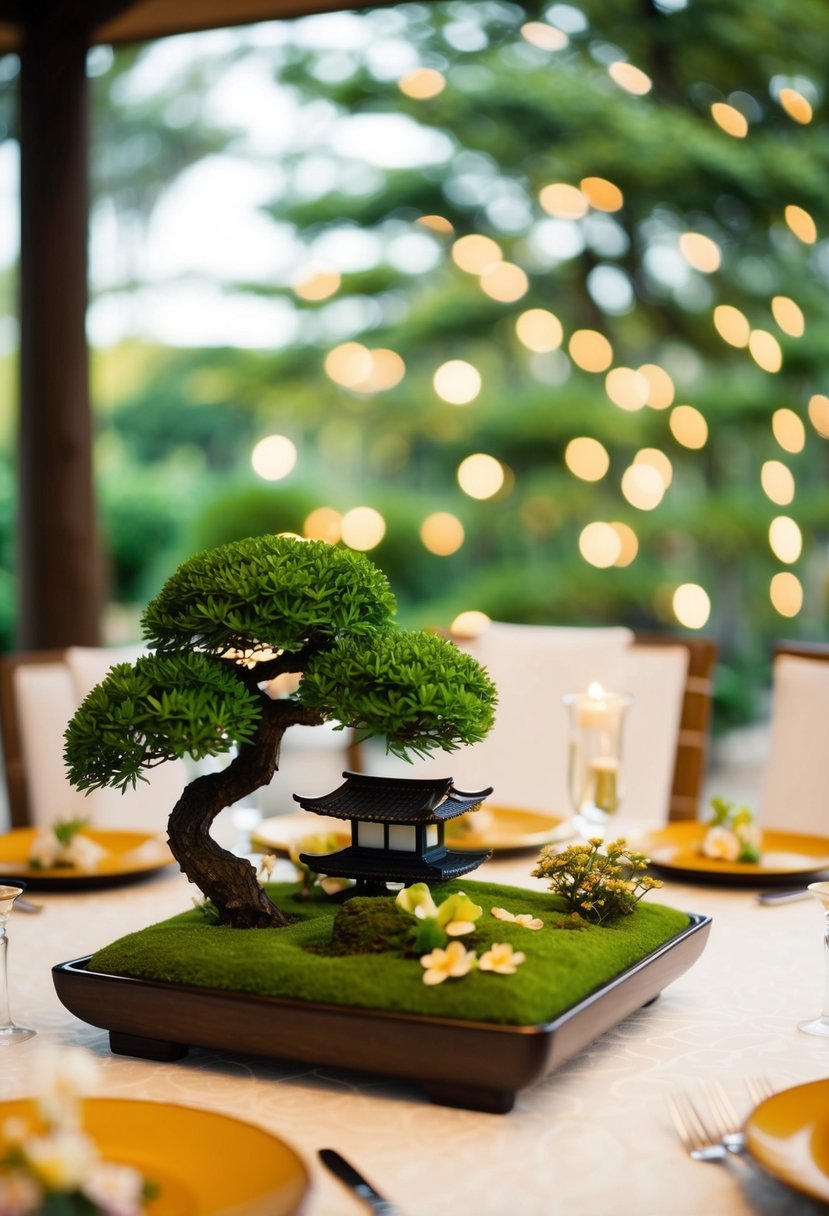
295, 771, 493, 890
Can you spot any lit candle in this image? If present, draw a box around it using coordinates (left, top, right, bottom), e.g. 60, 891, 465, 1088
576, 682, 612, 728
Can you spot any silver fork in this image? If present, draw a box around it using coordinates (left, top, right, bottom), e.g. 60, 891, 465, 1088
669, 1078, 775, 1161
668, 1088, 731, 1161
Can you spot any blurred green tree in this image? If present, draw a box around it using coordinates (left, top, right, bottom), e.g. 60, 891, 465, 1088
5, 1, 828, 726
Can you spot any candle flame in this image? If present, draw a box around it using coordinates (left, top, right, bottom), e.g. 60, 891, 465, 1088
587, 682, 605, 699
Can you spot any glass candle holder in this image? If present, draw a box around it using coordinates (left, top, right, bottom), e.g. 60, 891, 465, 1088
798, 881, 829, 1037
0, 881, 36, 1045
563, 683, 632, 833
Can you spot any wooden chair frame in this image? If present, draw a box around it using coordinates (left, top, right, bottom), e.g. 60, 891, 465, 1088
0, 649, 68, 828
0, 648, 366, 830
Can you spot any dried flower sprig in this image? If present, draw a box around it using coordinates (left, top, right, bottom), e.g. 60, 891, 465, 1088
532, 837, 662, 924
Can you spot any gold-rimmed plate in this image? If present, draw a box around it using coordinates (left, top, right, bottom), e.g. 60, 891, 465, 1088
444, 805, 568, 852
744, 1079, 829, 1204
0, 1097, 309, 1214
252, 806, 567, 856
0, 828, 174, 889
640, 822, 829, 885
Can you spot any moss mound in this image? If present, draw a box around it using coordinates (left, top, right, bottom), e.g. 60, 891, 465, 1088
328, 896, 414, 956
89, 879, 691, 1027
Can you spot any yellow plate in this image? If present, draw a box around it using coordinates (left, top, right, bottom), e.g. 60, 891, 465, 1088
744, 1079, 829, 1204
641, 821, 829, 884
0, 828, 174, 889
0, 1097, 309, 1215
252, 806, 566, 856
444, 806, 567, 852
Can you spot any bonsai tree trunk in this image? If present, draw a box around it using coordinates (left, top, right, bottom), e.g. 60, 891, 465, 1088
166, 697, 323, 929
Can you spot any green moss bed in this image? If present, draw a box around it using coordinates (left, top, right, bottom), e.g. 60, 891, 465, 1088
89, 880, 689, 1027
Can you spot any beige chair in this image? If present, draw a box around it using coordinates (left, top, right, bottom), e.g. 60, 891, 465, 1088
0, 646, 188, 832
360, 623, 716, 825
0, 646, 362, 833
759, 643, 829, 834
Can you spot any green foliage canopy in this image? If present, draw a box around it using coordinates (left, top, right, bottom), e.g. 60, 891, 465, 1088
64, 652, 261, 792
64, 536, 497, 792
142, 534, 396, 656
301, 631, 497, 759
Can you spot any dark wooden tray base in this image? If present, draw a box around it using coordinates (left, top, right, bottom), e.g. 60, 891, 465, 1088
53, 912, 710, 1113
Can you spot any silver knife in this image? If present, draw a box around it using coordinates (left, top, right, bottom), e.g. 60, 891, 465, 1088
319, 1148, 404, 1215
755, 887, 811, 904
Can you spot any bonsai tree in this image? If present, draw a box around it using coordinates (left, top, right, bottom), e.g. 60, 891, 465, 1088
64, 535, 497, 928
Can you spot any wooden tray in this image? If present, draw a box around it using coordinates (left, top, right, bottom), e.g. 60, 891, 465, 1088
52, 912, 710, 1114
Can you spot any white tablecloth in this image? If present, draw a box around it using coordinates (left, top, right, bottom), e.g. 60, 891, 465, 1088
3, 836, 829, 1216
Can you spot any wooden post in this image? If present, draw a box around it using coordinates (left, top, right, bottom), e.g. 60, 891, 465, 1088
17, 8, 103, 648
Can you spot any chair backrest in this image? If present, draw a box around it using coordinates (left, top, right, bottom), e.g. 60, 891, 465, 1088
357, 624, 716, 825
0, 650, 72, 828
0, 647, 188, 832
632, 633, 718, 822
759, 642, 829, 833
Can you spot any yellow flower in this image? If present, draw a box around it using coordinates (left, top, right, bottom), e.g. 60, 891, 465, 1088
396, 882, 438, 920
420, 940, 476, 985
479, 942, 526, 975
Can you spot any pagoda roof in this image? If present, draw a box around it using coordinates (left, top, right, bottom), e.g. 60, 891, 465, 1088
293, 771, 492, 824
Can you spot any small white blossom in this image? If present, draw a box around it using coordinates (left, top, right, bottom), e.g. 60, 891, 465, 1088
31, 1043, 100, 1130
63, 835, 107, 873
479, 942, 526, 975
25, 1129, 99, 1192
490, 907, 543, 930
28, 832, 60, 869
257, 854, 277, 880
420, 941, 476, 986
701, 825, 741, 862
82, 1162, 146, 1215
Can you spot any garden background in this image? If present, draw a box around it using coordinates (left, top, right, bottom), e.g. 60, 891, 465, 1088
0, 0, 827, 731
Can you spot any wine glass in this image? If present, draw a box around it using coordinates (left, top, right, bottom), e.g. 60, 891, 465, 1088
798, 881, 829, 1037
563, 683, 632, 838
0, 881, 36, 1044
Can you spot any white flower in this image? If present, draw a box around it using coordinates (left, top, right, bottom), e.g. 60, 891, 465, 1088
479, 942, 526, 975
420, 940, 476, 986
701, 825, 740, 862
83, 1162, 146, 1215
63, 835, 106, 873
257, 853, 277, 880
490, 907, 543, 930
28, 832, 60, 869
24, 1128, 99, 1191
31, 1043, 100, 1130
